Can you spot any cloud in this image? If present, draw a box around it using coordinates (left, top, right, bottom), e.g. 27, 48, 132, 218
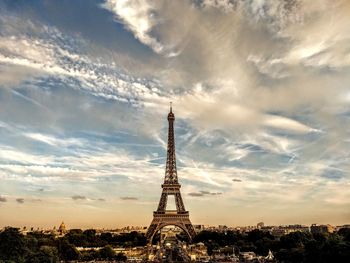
188, 192, 204, 197
120, 196, 138, 200
0, 16, 166, 109
0, 147, 53, 165
24, 133, 84, 147
0, 196, 7, 202
71, 196, 106, 202
262, 115, 319, 134
188, 190, 222, 197
16, 198, 24, 204
102, 0, 164, 54
71, 195, 86, 201
0, 0, 350, 226
0, 64, 40, 87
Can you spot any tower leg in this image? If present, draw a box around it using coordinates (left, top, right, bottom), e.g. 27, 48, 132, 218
146, 215, 196, 244
146, 222, 158, 241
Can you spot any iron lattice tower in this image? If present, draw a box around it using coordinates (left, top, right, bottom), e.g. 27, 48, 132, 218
146, 104, 196, 243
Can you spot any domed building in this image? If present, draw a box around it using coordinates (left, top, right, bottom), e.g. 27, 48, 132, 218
58, 221, 67, 235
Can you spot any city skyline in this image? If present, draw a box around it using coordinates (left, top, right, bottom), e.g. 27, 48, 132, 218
1, 0, 350, 229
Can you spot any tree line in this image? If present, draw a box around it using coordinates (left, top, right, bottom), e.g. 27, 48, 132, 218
193, 228, 350, 262
1, 226, 349, 262
0, 227, 145, 262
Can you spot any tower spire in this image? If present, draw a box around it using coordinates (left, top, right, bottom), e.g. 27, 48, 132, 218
165, 102, 177, 184
146, 103, 196, 243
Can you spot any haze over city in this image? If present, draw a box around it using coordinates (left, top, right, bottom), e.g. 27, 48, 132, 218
0, 0, 350, 229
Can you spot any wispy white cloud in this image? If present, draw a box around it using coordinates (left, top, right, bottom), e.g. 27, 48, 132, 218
0, 147, 53, 165
102, 0, 164, 53
24, 133, 84, 147
0, 16, 166, 108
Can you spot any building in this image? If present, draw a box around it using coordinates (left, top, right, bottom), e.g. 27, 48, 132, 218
257, 222, 264, 228
271, 225, 309, 237
218, 225, 228, 232
310, 224, 334, 234
193, 224, 205, 232
58, 221, 67, 235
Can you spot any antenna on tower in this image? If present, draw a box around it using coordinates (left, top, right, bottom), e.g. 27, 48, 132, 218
170, 101, 172, 112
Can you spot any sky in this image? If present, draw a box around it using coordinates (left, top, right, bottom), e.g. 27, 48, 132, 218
0, 0, 349, 229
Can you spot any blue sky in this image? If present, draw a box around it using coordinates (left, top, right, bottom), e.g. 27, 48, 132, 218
0, 0, 349, 229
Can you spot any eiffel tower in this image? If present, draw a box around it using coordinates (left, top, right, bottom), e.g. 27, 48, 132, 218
146, 103, 196, 243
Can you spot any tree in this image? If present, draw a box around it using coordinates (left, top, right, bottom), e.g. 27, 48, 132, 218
80, 249, 99, 261
100, 232, 113, 243
338, 228, 350, 242
247, 229, 274, 243
255, 237, 277, 255
115, 231, 147, 247
115, 252, 127, 261
66, 230, 87, 247
26, 246, 58, 263
0, 227, 26, 262
99, 245, 115, 259
83, 229, 96, 240
57, 238, 80, 261
279, 231, 312, 249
